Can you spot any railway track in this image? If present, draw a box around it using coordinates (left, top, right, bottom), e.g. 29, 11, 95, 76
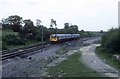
1, 37, 101, 61
1, 43, 50, 60
1, 39, 77, 60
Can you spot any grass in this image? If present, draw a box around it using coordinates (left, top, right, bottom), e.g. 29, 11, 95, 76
96, 46, 120, 70
6, 40, 41, 50
1, 30, 47, 50
1, 29, 18, 50
2, 29, 18, 37
47, 52, 100, 77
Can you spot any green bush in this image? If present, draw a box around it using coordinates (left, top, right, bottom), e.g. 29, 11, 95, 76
96, 47, 120, 69
101, 28, 120, 53
2, 42, 7, 50
3, 34, 26, 45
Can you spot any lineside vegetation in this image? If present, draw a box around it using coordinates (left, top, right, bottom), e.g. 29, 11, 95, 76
47, 52, 100, 77
1, 15, 102, 50
96, 27, 120, 69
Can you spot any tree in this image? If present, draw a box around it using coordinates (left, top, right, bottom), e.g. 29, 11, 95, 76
71, 25, 78, 30
50, 19, 57, 27
20, 19, 37, 40
79, 30, 85, 38
100, 30, 103, 33
101, 28, 120, 53
64, 23, 69, 29
68, 25, 79, 34
49, 19, 57, 34
1, 18, 11, 30
118, 27, 120, 40
81, 30, 85, 33
1, 15, 23, 32
36, 19, 41, 26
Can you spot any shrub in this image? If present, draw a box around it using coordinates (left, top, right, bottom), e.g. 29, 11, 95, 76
3, 34, 26, 45
101, 28, 120, 53
2, 42, 7, 50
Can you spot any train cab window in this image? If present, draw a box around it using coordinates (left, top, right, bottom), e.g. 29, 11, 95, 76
52, 36, 56, 38
51, 36, 59, 38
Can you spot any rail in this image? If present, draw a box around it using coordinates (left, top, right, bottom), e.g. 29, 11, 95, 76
1, 42, 49, 60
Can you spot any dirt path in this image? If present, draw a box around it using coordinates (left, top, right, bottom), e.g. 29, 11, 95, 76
80, 44, 118, 77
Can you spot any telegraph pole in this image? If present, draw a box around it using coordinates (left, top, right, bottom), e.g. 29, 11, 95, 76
36, 19, 43, 52
41, 25, 43, 52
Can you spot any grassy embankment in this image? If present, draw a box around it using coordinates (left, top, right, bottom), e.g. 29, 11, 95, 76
2, 30, 43, 50
47, 52, 101, 77
6, 40, 41, 50
96, 46, 120, 70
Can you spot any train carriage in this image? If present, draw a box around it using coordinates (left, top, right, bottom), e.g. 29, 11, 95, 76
49, 34, 80, 43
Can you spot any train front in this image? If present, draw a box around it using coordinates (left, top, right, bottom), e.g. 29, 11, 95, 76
49, 34, 58, 43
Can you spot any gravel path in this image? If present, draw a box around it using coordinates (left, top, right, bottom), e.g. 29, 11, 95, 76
80, 44, 119, 77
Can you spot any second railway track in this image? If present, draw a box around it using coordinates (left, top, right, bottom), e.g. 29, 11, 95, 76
1, 43, 51, 60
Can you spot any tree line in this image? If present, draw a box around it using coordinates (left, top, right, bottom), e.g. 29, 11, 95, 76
1, 15, 81, 39
1, 15, 80, 50
1, 15, 102, 50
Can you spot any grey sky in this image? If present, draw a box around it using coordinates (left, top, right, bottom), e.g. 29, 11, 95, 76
0, 0, 119, 31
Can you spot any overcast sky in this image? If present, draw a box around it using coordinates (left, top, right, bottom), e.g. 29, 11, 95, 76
0, 0, 119, 31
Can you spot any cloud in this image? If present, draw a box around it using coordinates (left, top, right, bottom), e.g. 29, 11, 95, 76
0, 0, 119, 31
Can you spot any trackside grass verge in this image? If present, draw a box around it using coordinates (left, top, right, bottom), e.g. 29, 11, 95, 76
2, 30, 48, 50
47, 52, 101, 77
96, 46, 120, 70
6, 40, 43, 50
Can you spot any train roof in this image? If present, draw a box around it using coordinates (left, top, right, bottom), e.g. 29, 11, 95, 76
51, 34, 80, 36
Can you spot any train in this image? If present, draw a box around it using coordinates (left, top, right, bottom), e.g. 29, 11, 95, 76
49, 34, 80, 43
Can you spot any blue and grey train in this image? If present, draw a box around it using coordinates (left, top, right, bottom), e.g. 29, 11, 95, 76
49, 34, 80, 43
